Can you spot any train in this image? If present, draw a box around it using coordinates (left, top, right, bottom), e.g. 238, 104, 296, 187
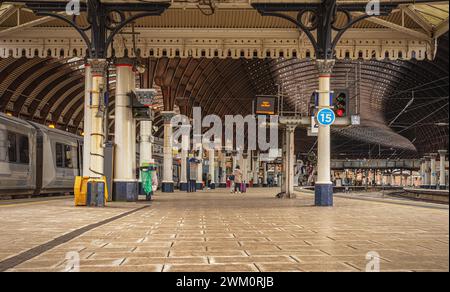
0, 112, 83, 197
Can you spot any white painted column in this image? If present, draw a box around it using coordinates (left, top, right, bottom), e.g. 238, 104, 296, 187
408, 170, 413, 187
161, 111, 175, 192
274, 164, 279, 187
424, 156, 431, 188
420, 158, 426, 187
438, 150, 447, 189
285, 125, 296, 197
130, 70, 137, 181
280, 127, 287, 193
196, 141, 204, 190
241, 152, 248, 184
219, 150, 227, 187
82, 63, 92, 177
113, 60, 138, 201
430, 153, 438, 188
315, 59, 334, 206
253, 151, 259, 187
179, 143, 188, 191
139, 119, 153, 197
88, 59, 106, 179
262, 162, 268, 187
232, 151, 238, 171
139, 120, 153, 166
208, 149, 216, 189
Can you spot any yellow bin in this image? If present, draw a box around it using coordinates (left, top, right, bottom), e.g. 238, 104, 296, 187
74, 176, 109, 206
74, 176, 89, 206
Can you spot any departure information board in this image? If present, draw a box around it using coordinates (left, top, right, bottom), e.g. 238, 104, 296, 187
255, 96, 277, 115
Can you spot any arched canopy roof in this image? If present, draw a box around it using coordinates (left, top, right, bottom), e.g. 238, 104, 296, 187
1, 34, 447, 159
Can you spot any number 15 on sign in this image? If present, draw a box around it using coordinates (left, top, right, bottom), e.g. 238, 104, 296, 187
316, 108, 336, 126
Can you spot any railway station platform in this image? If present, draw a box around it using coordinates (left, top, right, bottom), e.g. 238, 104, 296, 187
0, 0, 449, 276
0, 188, 448, 272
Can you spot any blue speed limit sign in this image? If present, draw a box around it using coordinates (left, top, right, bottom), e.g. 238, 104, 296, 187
316, 108, 336, 126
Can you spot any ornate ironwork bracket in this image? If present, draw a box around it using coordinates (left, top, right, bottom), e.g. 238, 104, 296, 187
252, 0, 398, 60
21, 0, 170, 59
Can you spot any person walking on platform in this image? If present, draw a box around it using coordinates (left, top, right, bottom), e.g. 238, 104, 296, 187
233, 166, 243, 194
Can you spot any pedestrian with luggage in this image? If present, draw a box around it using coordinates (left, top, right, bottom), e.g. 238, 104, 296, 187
233, 166, 243, 194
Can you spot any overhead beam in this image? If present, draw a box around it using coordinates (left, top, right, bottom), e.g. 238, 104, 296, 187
0, 4, 17, 25
401, 4, 434, 35
0, 14, 62, 37
354, 12, 432, 41
434, 17, 449, 38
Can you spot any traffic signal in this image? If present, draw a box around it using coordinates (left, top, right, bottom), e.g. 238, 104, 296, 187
333, 90, 349, 117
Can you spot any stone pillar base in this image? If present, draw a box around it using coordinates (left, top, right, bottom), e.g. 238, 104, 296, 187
113, 181, 138, 202
440, 186, 448, 190
209, 183, 216, 189
218, 183, 227, 188
315, 184, 333, 206
196, 183, 204, 190
253, 184, 260, 188
162, 182, 174, 193
179, 182, 188, 191
262, 184, 268, 188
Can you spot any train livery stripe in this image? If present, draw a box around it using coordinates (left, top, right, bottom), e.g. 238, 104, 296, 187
0, 205, 150, 272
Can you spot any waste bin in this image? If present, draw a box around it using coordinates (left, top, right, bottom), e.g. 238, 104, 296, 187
140, 162, 158, 201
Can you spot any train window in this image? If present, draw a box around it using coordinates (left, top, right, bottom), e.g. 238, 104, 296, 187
18, 135, 29, 164
64, 145, 74, 168
0, 130, 7, 162
7, 132, 17, 163
56, 143, 64, 168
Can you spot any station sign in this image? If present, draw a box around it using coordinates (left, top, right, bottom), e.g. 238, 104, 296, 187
316, 108, 336, 126
255, 96, 277, 115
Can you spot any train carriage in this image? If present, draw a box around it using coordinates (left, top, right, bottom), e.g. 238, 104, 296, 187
0, 114, 37, 196
0, 113, 83, 197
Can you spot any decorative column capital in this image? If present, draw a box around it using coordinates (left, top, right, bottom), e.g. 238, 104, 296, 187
286, 124, 297, 133
88, 59, 107, 76
429, 153, 438, 159
316, 59, 335, 75
438, 150, 447, 156
161, 111, 176, 123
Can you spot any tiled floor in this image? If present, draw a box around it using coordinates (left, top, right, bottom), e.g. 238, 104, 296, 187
0, 188, 448, 272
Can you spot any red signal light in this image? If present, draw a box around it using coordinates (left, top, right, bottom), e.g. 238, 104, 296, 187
336, 108, 345, 117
